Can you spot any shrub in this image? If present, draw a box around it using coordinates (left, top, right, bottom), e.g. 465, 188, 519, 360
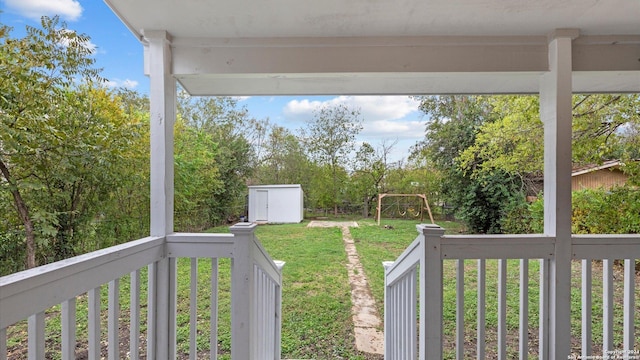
572, 186, 640, 234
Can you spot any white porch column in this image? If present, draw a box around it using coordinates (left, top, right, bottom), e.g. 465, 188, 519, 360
540, 29, 578, 360
145, 30, 177, 360
147, 30, 176, 237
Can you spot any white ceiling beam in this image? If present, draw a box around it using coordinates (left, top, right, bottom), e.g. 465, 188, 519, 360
142, 34, 639, 95
169, 36, 549, 75
175, 72, 543, 96
175, 71, 640, 96
162, 35, 638, 75
573, 36, 640, 71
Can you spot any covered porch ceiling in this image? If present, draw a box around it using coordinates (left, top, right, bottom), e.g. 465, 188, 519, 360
104, 0, 640, 95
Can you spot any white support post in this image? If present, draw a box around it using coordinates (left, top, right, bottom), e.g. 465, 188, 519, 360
229, 223, 257, 360
146, 29, 175, 238
383, 261, 394, 359
539, 258, 550, 358
420, 224, 445, 360
498, 259, 507, 360
519, 259, 529, 360
603, 259, 614, 354
145, 29, 177, 360
456, 259, 464, 360
0, 327, 6, 360
622, 259, 635, 359
477, 259, 486, 360
148, 257, 177, 360
210, 258, 219, 360
108, 279, 120, 360
190, 258, 198, 360
130, 270, 141, 360
88, 287, 101, 360
27, 312, 45, 360
581, 260, 592, 358
540, 28, 578, 360
274, 260, 286, 360
61, 298, 76, 360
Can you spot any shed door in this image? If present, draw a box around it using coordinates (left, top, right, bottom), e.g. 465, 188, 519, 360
256, 190, 268, 221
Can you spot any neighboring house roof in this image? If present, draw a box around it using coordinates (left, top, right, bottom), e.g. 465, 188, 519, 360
571, 160, 623, 177
571, 160, 632, 191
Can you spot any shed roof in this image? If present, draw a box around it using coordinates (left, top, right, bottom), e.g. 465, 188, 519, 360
248, 184, 303, 189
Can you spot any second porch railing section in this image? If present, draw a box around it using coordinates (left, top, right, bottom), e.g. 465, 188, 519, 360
384, 224, 640, 360
0, 222, 283, 360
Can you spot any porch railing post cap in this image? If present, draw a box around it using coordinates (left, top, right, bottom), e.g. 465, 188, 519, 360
274, 260, 286, 271
382, 261, 394, 272
229, 222, 258, 235
417, 223, 445, 235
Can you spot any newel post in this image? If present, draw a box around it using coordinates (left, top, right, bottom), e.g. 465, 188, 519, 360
229, 223, 257, 359
419, 224, 445, 359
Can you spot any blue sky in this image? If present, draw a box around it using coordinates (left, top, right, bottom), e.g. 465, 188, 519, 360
1, 0, 427, 162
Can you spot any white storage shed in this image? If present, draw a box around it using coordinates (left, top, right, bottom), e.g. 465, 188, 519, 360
248, 184, 304, 223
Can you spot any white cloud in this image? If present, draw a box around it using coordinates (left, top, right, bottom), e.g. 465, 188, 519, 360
232, 96, 251, 102
57, 29, 97, 54
105, 78, 139, 90
283, 95, 420, 123
5, 0, 83, 22
282, 99, 324, 122
363, 119, 425, 140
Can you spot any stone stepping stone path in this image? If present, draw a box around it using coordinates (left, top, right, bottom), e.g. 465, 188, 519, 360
306, 221, 384, 355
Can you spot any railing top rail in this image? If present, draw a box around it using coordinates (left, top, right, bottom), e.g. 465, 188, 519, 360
439, 234, 554, 259
0, 236, 165, 329
166, 232, 235, 242
442, 234, 555, 244
384, 234, 422, 285
165, 232, 236, 258
0, 236, 164, 292
251, 232, 283, 282
572, 234, 640, 244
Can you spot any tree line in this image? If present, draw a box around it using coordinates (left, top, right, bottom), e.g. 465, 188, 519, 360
2, 18, 639, 275
411, 95, 640, 234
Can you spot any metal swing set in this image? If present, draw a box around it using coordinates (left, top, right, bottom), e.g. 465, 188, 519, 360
376, 193, 435, 225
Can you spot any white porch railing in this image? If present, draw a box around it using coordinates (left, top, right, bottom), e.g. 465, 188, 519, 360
0, 222, 283, 360
384, 224, 640, 360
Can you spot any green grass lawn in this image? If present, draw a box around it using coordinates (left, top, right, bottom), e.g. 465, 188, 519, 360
253, 223, 373, 359
181, 222, 374, 359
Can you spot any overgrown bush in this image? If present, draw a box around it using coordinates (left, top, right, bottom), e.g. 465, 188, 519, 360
572, 186, 640, 234
0, 231, 26, 276
503, 186, 640, 235
500, 196, 535, 234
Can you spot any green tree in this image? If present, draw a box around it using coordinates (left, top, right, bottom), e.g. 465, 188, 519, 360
302, 104, 363, 215
0, 17, 106, 268
350, 140, 396, 217
176, 93, 258, 223
174, 118, 223, 230
254, 125, 311, 186
459, 94, 639, 180
413, 95, 525, 233
572, 94, 639, 165
94, 89, 151, 246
